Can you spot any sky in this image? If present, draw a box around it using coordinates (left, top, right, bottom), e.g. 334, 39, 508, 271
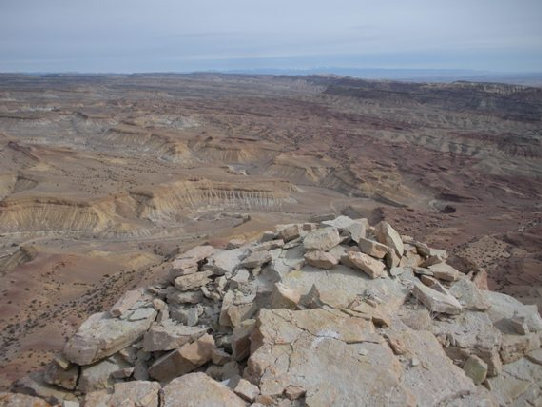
1, 0, 541, 74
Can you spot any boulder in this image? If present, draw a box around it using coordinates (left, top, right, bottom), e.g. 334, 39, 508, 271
239, 251, 272, 269
303, 250, 338, 269
84, 380, 161, 407
358, 237, 389, 259
0, 392, 51, 407
374, 221, 404, 257
449, 278, 490, 310
174, 270, 212, 291
78, 356, 128, 393
148, 334, 215, 382
232, 377, 260, 402
63, 309, 156, 366
271, 282, 301, 309
412, 283, 463, 315
463, 355, 488, 385
204, 249, 246, 275
171, 245, 214, 276
42, 360, 78, 390
303, 228, 341, 251
143, 321, 208, 352
278, 224, 301, 242
160, 372, 246, 407
110, 288, 149, 317
428, 263, 462, 282
346, 251, 386, 279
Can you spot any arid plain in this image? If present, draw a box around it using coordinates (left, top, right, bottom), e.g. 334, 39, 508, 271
0, 74, 541, 387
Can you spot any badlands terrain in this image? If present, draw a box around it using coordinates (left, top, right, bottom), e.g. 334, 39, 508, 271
0, 73, 541, 390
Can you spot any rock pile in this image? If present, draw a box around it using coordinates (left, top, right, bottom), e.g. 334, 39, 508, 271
4, 215, 542, 406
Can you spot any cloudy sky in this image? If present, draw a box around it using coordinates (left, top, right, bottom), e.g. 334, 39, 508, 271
1, 0, 541, 73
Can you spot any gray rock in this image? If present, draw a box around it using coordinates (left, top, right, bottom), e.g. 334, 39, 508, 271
412, 282, 463, 315
303, 228, 341, 251
143, 321, 208, 352
239, 251, 272, 269
358, 237, 389, 259
463, 355, 488, 385
148, 334, 215, 382
346, 251, 386, 279
63, 310, 156, 366
449, 278, 490, 310
174, 270, 212, 291
160, 372, 246, 407
374, 221, 404, 257
303, 250, 338, 269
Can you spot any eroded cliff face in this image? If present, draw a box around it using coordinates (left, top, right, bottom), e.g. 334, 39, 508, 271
4, 217, 542, 406
0, 74, 541, 390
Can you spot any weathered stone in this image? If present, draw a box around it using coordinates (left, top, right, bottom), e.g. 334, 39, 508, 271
0, 393, 51, 407
412, 283, 463, 315
240, 251, 272, 269
166, 287, 203, 305
174, 270, 212, 291
385, 248, 400, 269
78, 356, 128, 393
449, 278, 490, 310
231, 268, 250, 288
526, 348, 542, 366
463, 355, 488, 385
484, 290, 542, 333
143, 321, 208, 352
358, 237, 388, 258
420, 254, 446, 268
148, 334, 215, 382
42, 360, 78, 390
500, 334, 531, 364
212, 348, 233, 366
304, 250, 338, 269
160, 372, 246, 407
205, 248, 246, 275
63, 310, 156, 366
431, 311, 503, 377
227, 238, 246, 249
303, 228, 341, 251
278, 224, 301, 242
11, 372, 77, 405
84, 380, 160, 407
374, 221, 404, 257
169, 304, 201, 326
171, 245, 214, 276
271, 282, 301, 309
233, 377, 260, 402
110, 288, 148, 317
232, 320, 255, 361
252, 239, 285, 251
206, 361, 242, 382
247, 308, 491, 405
428, 263, 462, 282
284, 385, 306, 400
346, 251, 386, 278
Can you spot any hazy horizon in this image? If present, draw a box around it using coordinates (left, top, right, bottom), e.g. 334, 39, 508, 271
1, 0, 542, 74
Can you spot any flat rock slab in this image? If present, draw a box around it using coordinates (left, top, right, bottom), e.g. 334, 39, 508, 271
303, 228, 341, 251
412, 283, 463, 315
160, 372, 246, 407
63, 310, 157, 366
84, 380, 161, 407
143, 321, 208, 352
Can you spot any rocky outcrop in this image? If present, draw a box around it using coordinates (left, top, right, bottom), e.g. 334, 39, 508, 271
6, 216, 542, 406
